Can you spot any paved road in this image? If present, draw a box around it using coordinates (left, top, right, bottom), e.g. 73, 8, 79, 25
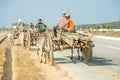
92, 38, 120, 78
92, 38, 120, 66
54, 37, 120, 80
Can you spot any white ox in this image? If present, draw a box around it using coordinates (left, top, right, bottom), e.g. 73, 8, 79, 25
36, 33, 47, 63
19, 31, 24, 47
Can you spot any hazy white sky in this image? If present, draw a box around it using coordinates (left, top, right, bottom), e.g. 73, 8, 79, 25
0, 0, 120, 27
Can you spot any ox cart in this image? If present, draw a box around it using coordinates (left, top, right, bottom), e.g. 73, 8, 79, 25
11, 26, 31, 49
41, 27, 95, 65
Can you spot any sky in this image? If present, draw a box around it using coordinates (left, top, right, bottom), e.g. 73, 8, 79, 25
0, 0, 120, 28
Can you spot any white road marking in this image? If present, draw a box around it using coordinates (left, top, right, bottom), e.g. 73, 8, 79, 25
106, 45, 120, 50
62, 50, 120, 79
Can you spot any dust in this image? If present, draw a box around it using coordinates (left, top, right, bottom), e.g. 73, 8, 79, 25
12, 42, 73, 80
0, 37, 73, 80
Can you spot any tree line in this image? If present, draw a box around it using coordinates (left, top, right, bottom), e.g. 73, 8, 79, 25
77, 21, 120, 32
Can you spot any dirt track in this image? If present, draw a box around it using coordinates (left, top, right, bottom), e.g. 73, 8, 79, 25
0, 39, 73, 80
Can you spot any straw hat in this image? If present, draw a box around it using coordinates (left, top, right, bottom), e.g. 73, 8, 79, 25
62, 11, 67, 16
65, 13, 70, 17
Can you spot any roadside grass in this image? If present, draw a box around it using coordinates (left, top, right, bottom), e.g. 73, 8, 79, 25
90, 31, 120, 38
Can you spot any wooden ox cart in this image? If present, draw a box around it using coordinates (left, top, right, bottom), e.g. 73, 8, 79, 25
41, 27, 95, 65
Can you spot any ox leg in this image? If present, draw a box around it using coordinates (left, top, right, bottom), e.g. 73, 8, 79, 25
24, 40, 26, 49
39, 48, 43, 63
81, 48, 88, 63
80, 48, 84, 61
37, 49, 39, 56
71, 48, 73, 60
77, 48, 80, 60
22, 40, 25, 49
57, 40, 60, 50
36, 48, 40, 60
44, 52, 46, 64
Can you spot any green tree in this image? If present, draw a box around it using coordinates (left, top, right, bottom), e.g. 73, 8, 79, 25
93, 25, 100, 32
104, 23, 113, 32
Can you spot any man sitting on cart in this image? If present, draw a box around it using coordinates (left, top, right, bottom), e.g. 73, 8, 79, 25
53, 12, 76, 38
64, 13, 76, 33
35, 19, 47, 33
53, 11, 67, 38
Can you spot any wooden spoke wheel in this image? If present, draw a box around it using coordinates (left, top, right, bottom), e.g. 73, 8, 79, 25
86, 47, 93, 63
49, 36, 54, 66
81, 47, 93, 63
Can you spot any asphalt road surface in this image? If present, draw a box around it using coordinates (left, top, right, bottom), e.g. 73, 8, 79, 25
1, 32, 120, 80
54, 37, 120, 80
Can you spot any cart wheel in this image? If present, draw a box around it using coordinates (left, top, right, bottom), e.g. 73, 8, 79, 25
49, 37, 54, 66
86, 47, 93, 63
81, 47, 86, 62
46, 37, 50, 61
81, 47, 93, 63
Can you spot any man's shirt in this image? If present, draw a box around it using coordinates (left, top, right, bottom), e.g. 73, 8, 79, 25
66, 19, 75, 30
57, 17, 66, 28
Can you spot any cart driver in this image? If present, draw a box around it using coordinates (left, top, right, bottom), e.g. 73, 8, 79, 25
35, 19, 47, 33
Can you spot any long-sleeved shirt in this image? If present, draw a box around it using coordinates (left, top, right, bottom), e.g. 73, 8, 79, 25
57, 17, 66, 28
